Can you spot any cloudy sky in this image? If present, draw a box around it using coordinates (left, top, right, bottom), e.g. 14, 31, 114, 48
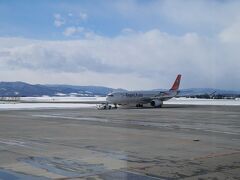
0, 0, 240, 90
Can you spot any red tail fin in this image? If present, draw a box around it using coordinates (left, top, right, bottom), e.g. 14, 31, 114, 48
170, 74, 181, 91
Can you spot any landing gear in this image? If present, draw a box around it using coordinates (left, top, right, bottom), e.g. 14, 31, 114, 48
96, 103, 117, 110
96, 103, 112, 110
136, 104, 143, 108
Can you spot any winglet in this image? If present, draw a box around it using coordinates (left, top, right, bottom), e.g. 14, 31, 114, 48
170, 74, 181, 91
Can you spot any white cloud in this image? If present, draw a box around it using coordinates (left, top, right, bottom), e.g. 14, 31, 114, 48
79, 12, 88, 21
63, 26, 84, 36
54, 12, 88, 36
219, 22, 240, 43
0, 28, 240, 90
113, 0, 240, 35
53, 13, 65, 27
63, 26, 97, 38
54, 12, 88, 28
0, 69, 155, 89
68, 13, 73, 17
121, 28, 135, 34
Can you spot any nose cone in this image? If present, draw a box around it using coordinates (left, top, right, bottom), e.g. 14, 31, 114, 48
106, 93, 114, 103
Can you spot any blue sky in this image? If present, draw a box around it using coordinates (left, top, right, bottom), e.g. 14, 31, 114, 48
0, 0, 227, 39
0, 0, 240, 90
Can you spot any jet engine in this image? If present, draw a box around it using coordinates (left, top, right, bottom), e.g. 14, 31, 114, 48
150, 100, 162, 107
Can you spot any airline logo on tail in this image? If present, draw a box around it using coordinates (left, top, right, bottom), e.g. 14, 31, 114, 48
170, 74, 181, 91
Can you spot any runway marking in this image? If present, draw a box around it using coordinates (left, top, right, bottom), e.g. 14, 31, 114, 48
32, 115, 240, 135
195, 128, 240, 135
0, 138, 28, 147
129, 121, 240, 135
0, 138, 46, 151
193, 151, 240, 160
32, 114, 109, 123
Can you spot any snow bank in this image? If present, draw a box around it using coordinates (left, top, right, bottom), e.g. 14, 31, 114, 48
165, 97, 240, 106
20, 96, 106, 102
0, 103, 95, 110
0, 97, 239, 110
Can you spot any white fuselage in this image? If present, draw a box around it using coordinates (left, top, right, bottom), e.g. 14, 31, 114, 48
106, 90, 178, 106
106, 74, 181, 107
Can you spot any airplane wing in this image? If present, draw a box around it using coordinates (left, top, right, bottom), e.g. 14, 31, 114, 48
175, 90, 216, 98
140, 92, 177, 102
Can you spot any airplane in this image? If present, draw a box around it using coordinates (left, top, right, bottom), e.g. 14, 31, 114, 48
18, 74, 181, 109
99, 74, 182, 109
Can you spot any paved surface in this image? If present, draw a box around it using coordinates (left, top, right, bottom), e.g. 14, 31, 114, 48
0, 104, 239, 179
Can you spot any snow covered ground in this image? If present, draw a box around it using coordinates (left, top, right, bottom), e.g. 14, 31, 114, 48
165, 97, 240, 106
20, 96, 106, 102
0, 103, 95, 110
0, 97, 239, 110
0, 97, 103, 110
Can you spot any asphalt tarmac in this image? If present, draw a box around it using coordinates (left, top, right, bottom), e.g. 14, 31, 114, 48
0, 104, 239, 179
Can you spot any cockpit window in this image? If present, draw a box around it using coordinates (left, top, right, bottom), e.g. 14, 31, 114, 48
107, 94, 114, 97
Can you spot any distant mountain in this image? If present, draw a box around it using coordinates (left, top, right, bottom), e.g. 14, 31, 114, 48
0, 82, 55, 97
0, 81, 239, 97
179, 88, 240, 95
153, 88, 240, 95
177, 88, 240, 99
45, 84, 126, 96
0, 82, 126, 97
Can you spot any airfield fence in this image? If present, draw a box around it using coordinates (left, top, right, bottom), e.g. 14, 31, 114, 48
0, 97, 20, 102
